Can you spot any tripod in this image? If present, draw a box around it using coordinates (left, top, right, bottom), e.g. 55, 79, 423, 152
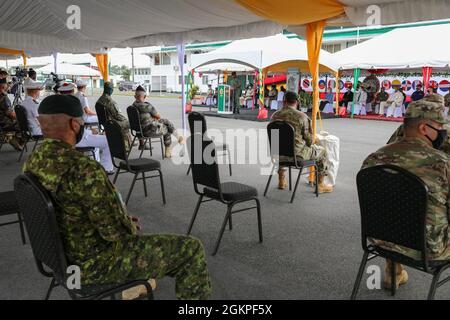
12, 81, 24, 108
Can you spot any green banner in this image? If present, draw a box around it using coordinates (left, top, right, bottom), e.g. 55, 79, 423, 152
351, 68, 361, 118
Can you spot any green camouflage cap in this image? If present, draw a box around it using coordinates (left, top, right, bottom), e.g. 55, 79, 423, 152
405, 99, 447, 124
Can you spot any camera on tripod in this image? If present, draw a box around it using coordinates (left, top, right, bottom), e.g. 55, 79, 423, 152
14, 67, 28, 81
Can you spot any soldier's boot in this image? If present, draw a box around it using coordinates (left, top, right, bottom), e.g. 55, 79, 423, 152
317, 176, 333, 194
278, 169, 288, 190
121, 279, 157, 300
178, 135, 185, 145
165, 146, 173, 158
9, 137, 24, 151
384, 260, 409, 290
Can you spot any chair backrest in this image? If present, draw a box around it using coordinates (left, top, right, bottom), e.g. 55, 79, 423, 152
14, 173, 68, 284
14, 105, 31, 135
104, 120, 128, 162
188, 112, 207, 136
357, 165, 429, 265
94, 102, 107, 127
267, 120, 296, 160
127, 105, 143, 134
187, 134, 221, 194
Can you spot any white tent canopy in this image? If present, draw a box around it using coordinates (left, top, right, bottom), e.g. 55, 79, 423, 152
333, 23, 450, 72
196, 63, 254, 74
35, 63, 101, 77
191, 34, 338, 74
2, 1, 450, 55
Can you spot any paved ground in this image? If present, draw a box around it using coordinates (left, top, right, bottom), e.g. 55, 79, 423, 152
0, 95, 443, 300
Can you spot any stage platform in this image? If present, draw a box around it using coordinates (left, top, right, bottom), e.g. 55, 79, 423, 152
340, 114, 404, 123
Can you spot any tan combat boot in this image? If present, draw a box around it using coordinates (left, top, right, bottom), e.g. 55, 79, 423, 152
278, 169, 288, 190
384, 260, 409, 290
165, 146, 173, 158
178, 135, 185, 145
317, 176, 333, 194
122, 279, 157, 300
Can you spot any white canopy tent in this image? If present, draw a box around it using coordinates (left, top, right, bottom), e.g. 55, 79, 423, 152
333, 23, 450, 73
191, 34, 338, 74
35, 63, 101, 77
196, 63, 254, 74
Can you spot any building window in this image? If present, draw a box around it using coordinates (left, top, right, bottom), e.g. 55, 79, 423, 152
202, 76, 209, 85
322, 43, 341, 53
179, 75, 189, 85
346, 41, 357, 48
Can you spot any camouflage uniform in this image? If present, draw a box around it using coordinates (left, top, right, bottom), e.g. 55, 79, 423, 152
24, 139, 212, 300
0, 92, 17, 131
271, 106, 327, 175
96, 94, 130, 132
228, 76, 242, 113
363, 100, 450, 261
445, 92, 450, 108
132, 100, 177, 147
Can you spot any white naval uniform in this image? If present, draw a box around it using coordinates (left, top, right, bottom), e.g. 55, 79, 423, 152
75, 91, 99, 124
76, 129, 114, 172
21, 96, 42, 136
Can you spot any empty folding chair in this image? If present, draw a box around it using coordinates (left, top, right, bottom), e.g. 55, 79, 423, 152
104, 121, 166, 205
186, 135, 263, 255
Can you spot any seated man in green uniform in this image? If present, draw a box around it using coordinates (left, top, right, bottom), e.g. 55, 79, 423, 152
362, 99, 449, 290
23, 94, 212, 300
132, 86, 184, 158
387, 94, 450, 155
0, 78, 24, 150
270, 91, 333, 193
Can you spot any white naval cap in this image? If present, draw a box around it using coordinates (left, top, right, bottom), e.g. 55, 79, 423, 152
24, 80, 44, 90
57, 82, 77, 92
76, 79, 87, 87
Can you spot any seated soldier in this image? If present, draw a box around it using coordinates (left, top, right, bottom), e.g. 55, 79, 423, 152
268, 85, 278, 102
132, 86, 184, 158
363, 99, 449, 291
0, 78, 24, 150
22, 80, 44, 136
239, 84, 254, 108
24, 95, 212, 300
270, 91, 333, 193
96, 82, 133, 148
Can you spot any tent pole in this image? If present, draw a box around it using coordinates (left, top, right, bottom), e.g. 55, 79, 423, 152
335, 72, 340, 116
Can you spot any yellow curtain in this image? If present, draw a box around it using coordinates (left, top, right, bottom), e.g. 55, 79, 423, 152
95, 53, 109, 81
235, 0, 344, 25
0, 47, 27, 66
306, 21, 326, 142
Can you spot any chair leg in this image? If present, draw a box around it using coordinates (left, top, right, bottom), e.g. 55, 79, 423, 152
113, 169, 120, 184
45, 278, 57, 300
290, 167, 304, 204
315, 165, 319, 197
160, 137, 165, 159
127, 136, 137, 157
427, 269, 444, 300
186, 164, 191, 176
263, 165, 276, 197
142, 172, 148, 197
391, 262, 397, 296
228, 215, 233, 230
187, 195, 203, 235
255, 198, 263, 243
227, 149, 232, 176
32, 139, 39, 152
17, 212, 26, 245
350, 251, 369, 300
157, 169, 166, 205
125, 173, 139, 205
18, 140, 28, 162
213, 204, 234, 256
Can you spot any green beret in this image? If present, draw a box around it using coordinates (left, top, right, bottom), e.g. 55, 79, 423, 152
405, 100, 447, 124
38, 94, 84, 118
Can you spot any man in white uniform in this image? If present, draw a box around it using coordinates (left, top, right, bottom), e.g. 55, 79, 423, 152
385, 87, 405, 118
74, 79, 98, 124
58, 82, 114, 174
22, 80, 44, 136
352, 85, 368, 115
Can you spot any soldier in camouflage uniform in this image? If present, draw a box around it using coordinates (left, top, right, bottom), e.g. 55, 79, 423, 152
228, 72, 242, 114
387, 94, 450, 155
270, 91, 333, 193
24, 94, 212, 300
445, 91, 450, 118
132, 86, 184, 158
0, 78, 24, 150
96, 82, 133, 148
362, 99, 449, 290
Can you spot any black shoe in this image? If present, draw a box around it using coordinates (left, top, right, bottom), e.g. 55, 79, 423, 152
106, 170, 116, 176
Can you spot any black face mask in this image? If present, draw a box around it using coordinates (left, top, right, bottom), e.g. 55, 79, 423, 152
426, 124, 447, 150
75, 124, 85, 145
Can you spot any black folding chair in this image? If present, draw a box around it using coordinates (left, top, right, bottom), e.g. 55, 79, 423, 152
14, 173, 154, 300
263, 120, 318, 203
104, 120, 166, 205
351, 165, 450, 300
14, 105, 44, 162
186, 112, 232, 176
0, 191, 26, 245
127, 105, 164, 159
186, 134, 262, 256
94, 102, 107, 132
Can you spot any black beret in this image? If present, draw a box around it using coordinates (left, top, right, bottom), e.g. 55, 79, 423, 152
38, 94, 84, 118
136, 85, 146, 93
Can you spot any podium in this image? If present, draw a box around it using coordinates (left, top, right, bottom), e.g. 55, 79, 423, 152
217, 85, 233, 114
